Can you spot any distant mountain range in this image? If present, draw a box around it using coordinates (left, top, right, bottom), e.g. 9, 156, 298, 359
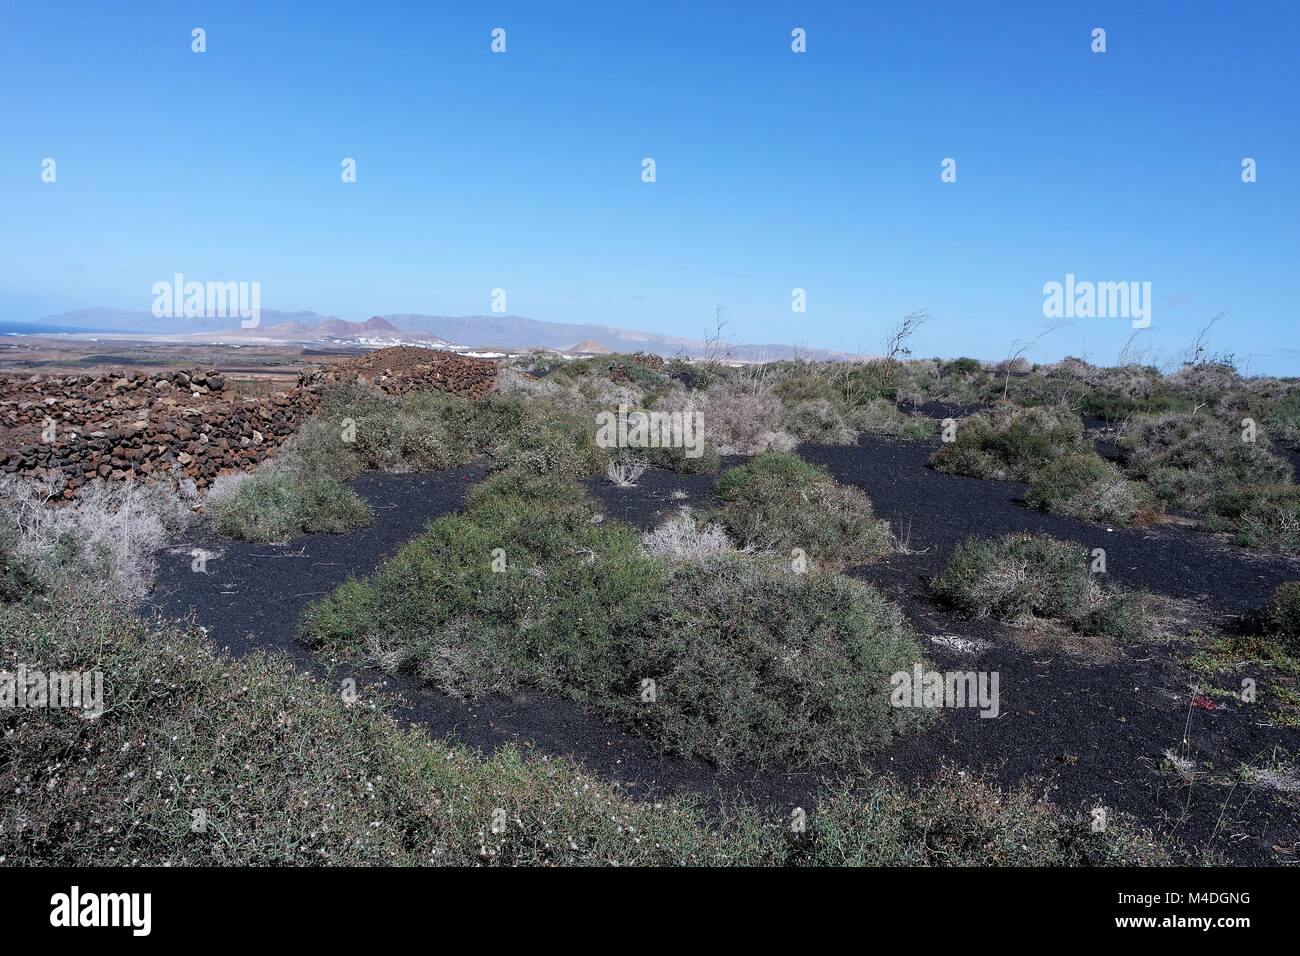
19, 307, 853, 361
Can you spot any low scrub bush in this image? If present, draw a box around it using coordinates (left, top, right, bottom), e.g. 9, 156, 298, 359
1166, 359, 1243, 396
779, 398, 858, 445
786, 767, 1170, 866
0, 598, 722, 865
1263, 582, 1300, 642
942, 357, 983, 377
638, 509, 734, 564
209, 470, 371, 542
279, 417, 365, 479
931, 533, 1145, 640
0, 475, 194, 603
773, 374, 842, 405
491, 364, 561, 399
305, 385, 555, 477
924, 359, 989, 405
846, 400, 935, 440
303, 472, 918, 765
302, 471, 668, 699
1120, 413, 1292, 509
1206, 483, 1300, 554
1144, 465, 1220, 514
0, 526, 40, 602
615, 557, 932, 764
712, 453, 893, 565
1241, 582, 1300, 656
1025, 452, 1158, 526
692, 384, 798, 455
929, 405, 1089, 481
640, 440, 721, 474
490, 403, 610, 479
1077, 391, 1195, 423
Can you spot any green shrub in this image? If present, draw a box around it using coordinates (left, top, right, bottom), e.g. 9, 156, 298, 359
552, 354, 670, 393
1025, 452, 1157, 526
931, 533, 1145, 640
281, 417, 364, 479
713, 453, 893, 565
612, 557, 931, 765
641, 441, 721, 474
420, 392, 526, 455
316, 379, 394, 420
1264, 582, 1300, 641
303, 473, 919, 766
302, 476, 667, 699
0, 524, 39, 602
846, 400, 935, 441
0, 598, 730, 865
715, 450, 824, 496
349, 395, 479, 473
304, 385, 515, 476
779, 398, 858, 444
211, 471, 372, 542
491, 404, 609, 479
786, 767, 1170, 866
929, 405, 1089, 481
773, 374, 841, 404
1241, 582, 1300, 656
924, 360, 989, 405
1206, 484, 1300, 553
942, 357, 983, 376
608, 356, 672, 391
1077, 391, 1195, 423
1145, 465, 1220, 513
1120, 413, 1292, 504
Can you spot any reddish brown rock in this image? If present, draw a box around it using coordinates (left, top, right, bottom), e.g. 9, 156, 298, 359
0, 348, 499, 496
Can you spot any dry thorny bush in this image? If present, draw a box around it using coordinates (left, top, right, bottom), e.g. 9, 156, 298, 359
0, 473, 197, 603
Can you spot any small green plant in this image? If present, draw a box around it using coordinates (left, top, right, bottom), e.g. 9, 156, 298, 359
0, 526, 39, 602
1120, 412, 1293, 514
639, 442, 721, 474
1205, 484, 1300, 554
942, 357, 983, 376
929, 405, 1090, 481
1263, 582, 1300, 641
1239, 582, 1300, 656
778, 398, 857, 445
211, 471, 372, 542
1025, 452, 1157, 526
491, 404, 609, 479
931, 533, 1145, 639
846, 400, 935, 441
773, 374, 841, 405
713, 452, 893, 565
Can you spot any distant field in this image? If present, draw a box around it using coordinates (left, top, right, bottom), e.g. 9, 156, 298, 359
0, 336, 360, 381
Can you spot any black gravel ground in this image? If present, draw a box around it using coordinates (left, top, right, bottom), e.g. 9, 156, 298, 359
797, 437, 1300, 865
145, 440, 1300, 864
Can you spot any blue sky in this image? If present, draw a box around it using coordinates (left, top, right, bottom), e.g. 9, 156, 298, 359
2, 1, 1297, 372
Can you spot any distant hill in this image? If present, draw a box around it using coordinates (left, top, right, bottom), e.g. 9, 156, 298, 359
27, 307, 853, 360
36, 307, 352, 336
377, 314, 850, 361
566, 339, 613, 355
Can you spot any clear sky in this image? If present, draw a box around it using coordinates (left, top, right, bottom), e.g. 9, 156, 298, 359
2, 1, 1297, 372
